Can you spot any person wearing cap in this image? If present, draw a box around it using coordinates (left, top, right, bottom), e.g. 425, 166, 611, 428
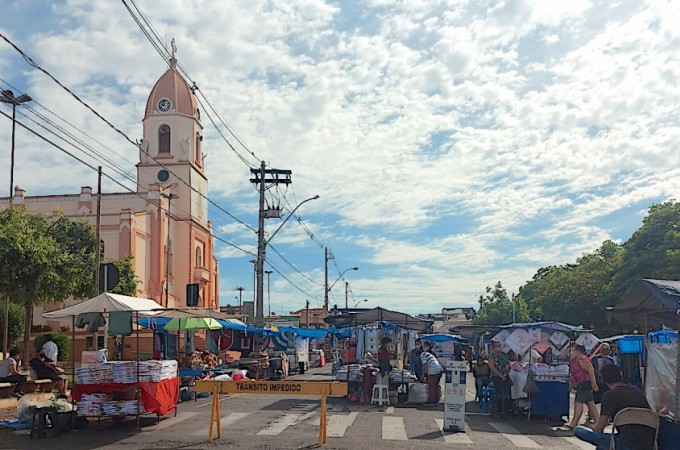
378, 336, 394, 376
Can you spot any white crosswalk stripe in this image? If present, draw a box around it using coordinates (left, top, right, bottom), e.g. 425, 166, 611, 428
488, 422, 542, 448
382, 416, 408, 441
327, 412, 359, 437
256, 411, 315, 436
562, 436, 597, 450
435, 418, 474, 445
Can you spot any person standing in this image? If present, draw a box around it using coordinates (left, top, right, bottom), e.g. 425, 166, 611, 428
574, 364, 655, 450
472, 354, 491, 402
420, 341, 443, 406
409, 338, 423, 382
377, 337, 394, 377
488, 339, 511, 417
565, 344, 599, 429
591, 343, 616, 404
0, 348, 27, 397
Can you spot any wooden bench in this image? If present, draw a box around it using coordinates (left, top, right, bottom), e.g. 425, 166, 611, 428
0, 382, 16, 397
22, 379, 56, 394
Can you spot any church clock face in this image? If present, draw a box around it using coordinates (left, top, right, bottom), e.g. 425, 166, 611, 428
157, 169, 170, 182
157, 98, 172, 112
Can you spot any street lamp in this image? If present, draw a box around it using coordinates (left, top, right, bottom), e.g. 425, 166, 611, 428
326, 267, 358, 310
1, 89, 32, 360
255, 195, 319, 328
1, 89, 32, 204
265, 270, 273, 319
160, 192, 178, 307
353, 299, 368, 308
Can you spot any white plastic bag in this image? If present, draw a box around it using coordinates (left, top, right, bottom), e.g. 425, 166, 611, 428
407, 382, 428, 404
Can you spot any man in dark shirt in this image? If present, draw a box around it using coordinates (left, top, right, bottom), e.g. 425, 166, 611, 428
574, 364, 655, 450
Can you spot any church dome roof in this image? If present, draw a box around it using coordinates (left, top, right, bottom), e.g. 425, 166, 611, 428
144, 61, 198, 120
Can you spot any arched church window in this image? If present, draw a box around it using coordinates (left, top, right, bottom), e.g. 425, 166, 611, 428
159, 125, 171, 154
195, 246, 203, 268
195, 132, 201, 165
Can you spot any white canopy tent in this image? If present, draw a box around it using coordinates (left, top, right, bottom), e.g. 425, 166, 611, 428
43, 292, 164, 318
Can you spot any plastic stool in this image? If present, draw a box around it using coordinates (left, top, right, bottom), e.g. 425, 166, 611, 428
30, 406, 60, 439
371, 383, 390, 406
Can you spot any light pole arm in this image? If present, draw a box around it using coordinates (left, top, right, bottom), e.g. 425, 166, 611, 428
328, 267, 359, 292
266, 195, 319, 244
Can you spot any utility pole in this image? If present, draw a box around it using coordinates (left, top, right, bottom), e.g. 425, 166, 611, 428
236, 287, 244, 313
94, 167, 102, 296
345, 282, 349, 310
305, 300, 310, 328
250, 161, 291, 329
324, 247, 333, 311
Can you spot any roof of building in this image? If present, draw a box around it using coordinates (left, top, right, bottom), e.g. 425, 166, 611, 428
144, 58, 198, 120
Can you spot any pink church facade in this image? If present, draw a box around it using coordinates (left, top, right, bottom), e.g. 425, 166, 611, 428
1, 55, 219, 328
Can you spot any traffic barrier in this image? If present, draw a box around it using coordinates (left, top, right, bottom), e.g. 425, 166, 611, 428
195, 380, 348, 445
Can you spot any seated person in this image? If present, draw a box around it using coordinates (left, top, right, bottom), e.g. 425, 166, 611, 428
201, 350, 218, 369
29, 356, 68, 395
574, 364, 655, 450
0, 348, 28, 397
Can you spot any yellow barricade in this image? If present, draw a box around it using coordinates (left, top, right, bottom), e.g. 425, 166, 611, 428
195, 380, 348, 445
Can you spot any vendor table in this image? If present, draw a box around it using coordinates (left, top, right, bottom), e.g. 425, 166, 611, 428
529, 380, 569, 418
72, 377, 179, 417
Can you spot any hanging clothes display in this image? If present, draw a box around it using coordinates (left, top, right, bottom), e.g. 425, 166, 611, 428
108, 311, 133, 336
76, 312, 106, 333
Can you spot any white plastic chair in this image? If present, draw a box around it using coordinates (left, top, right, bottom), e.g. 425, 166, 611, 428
609, 407, 659, 450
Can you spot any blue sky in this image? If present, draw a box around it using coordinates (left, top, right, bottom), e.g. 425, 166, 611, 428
1, 0, 679, 315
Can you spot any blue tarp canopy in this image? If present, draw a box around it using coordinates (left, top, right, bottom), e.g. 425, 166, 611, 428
277, 326, 327, 339
137, 316, 274, 335
327, 326, 353, 339
421, 334, 469, 343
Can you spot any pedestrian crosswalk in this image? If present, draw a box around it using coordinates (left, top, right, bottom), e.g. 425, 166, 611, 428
171, 407, 592, 448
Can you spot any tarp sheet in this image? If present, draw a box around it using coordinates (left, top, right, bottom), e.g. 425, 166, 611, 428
420, 333, 469, 343
324, 307, 432, 332
609, 279, 680, 329
646, 343, 677, 420
43, 292, 163, 318
496, 321, 590, 333
277, 326, 327, 339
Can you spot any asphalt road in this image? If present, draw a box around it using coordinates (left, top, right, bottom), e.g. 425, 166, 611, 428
1, 369, 594, 450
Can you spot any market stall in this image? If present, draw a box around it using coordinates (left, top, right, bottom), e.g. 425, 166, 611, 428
326, 308, 432, 404
42, 293, 174, 426
491, 321, 593, 419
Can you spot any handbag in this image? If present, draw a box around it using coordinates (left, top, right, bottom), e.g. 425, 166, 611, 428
523, 373, 539, 394
577, 380, 592, 391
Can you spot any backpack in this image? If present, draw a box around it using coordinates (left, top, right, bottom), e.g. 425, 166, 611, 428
592, 355, 615, 386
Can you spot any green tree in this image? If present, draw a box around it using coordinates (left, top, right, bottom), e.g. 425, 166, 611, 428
0, 302, 24, 350
473, 282, 529, 325
109, 255, 139, 296
0, 208, 96, 365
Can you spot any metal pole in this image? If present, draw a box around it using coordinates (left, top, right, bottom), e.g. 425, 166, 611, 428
256, 161, 266, 328
345, 282, 348, 310
161, 193, 178, 308
94, 167, 102, 296
265, 270, 273, 319
9, 102, 16, 203
324, 247, 329, 311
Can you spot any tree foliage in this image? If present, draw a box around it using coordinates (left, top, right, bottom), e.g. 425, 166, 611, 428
0, 302, 24, 350
476, 201, 680, 334
109, 255, 139, 296
473, 282, 530, 325
0, 208, 96, 364
33, 331, 70, 362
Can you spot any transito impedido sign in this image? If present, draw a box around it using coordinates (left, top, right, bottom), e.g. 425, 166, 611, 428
197, 380, 348, 396
195, 380, 348, 445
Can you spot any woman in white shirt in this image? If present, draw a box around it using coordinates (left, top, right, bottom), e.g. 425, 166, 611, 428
420, 341, 443, 406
